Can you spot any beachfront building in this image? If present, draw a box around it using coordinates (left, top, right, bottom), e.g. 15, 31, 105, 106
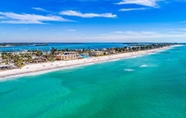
0, 63, 16, 71
89, 51, 104, 56
0, 56, 2, 64
32, 56, 48, 63
56, 54, 77, 60
108, 49, 116, 54
54, 51, 64, 56
102, 48, 107, 51
56, 52, 79, 60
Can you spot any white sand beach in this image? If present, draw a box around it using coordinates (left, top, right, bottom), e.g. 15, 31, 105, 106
0, 45, 179, 80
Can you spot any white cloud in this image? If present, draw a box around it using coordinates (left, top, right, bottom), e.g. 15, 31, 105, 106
112, 31, 124, 34
0, 16, 6, 19
114, 31, 156, 35
119, 7, 148, 11
32, 7, 49, 12
140, 31, 156, 35
60, 10, 117, 18
88, 30, 186, 42
0, 12, 71, 24
116, 0, 161, 7
0, 20, 43, 24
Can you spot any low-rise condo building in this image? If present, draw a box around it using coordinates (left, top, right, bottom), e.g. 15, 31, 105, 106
89, 51, 104, 56
56, 52, 79, 60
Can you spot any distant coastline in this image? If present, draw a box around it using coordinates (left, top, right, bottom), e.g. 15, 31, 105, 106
0, 45, 181, 81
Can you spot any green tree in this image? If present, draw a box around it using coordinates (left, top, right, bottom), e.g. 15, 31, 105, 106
51, 47, 57, 55
36, 50, 43, 57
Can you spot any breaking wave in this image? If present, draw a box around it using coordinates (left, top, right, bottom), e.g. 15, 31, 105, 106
124, 69, 134, 72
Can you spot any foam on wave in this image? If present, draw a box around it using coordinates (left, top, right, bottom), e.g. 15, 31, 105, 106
124, 69, 134, 72
140, 64, 148, 68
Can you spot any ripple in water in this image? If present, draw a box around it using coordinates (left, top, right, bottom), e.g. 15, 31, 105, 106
140, 64, 148, 68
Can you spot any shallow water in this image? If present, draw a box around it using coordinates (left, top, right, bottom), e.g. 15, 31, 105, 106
0, 46, 186, 118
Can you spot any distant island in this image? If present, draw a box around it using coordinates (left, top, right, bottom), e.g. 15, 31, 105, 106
0, 43, 48, 47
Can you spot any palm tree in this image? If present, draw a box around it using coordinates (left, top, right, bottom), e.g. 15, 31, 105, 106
36, 50, 43, 57
2, 52, 8, 59
51, 47, 57, 55
16, 60, 24, 68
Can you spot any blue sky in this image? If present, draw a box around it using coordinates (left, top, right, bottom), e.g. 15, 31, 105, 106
0, 0, 186, 42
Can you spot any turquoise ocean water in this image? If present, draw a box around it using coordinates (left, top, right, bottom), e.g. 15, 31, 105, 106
0, 45, 186, 118
0, 43, 126, 52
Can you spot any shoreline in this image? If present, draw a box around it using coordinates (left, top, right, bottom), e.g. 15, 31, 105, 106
0, 45, 180, 81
